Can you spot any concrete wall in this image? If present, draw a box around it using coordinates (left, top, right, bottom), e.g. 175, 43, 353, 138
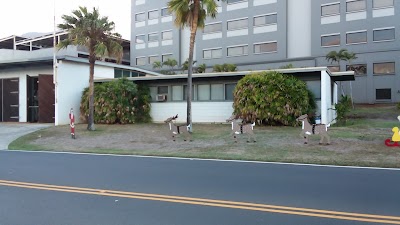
0, 66, 53, 122
151, 102, 234, 123
55, 61, 115, 125
0, 46, 78, 61
287, 0, 312, 58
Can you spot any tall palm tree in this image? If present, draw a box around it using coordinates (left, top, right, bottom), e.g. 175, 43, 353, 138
58, 6, 123, 131
168, 0, 223, 130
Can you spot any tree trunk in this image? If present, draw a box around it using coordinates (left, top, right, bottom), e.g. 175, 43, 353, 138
87, 53, 96, 131
186, 0, 200, 132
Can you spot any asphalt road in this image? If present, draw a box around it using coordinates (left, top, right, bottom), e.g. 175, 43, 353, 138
0, 150, 399, 225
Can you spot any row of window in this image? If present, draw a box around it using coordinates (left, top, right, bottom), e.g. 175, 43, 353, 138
321, 27, 395, 47
135, 8, 172, 22
203, 42, 277, 59
327, 62, 395, 75
135, 41, 277, 66
204, 14, 277, 34
136, 54, 173, 66
321, 0, 394, 17
136, 31, 172, 44
150, 83, 237, 102
114, 69, 146, 78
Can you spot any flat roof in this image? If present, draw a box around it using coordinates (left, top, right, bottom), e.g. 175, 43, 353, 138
95, 67, 355, 82
0, 55, 163, 76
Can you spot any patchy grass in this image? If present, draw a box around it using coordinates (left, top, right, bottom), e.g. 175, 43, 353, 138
9, 104, 400, 168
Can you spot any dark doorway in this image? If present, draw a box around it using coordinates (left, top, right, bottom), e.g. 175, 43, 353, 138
2, 78, 19, 122
38, 75, 55, 123
27, 75, 39, 122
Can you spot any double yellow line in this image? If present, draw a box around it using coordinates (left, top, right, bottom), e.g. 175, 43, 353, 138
1, 179, 399, 224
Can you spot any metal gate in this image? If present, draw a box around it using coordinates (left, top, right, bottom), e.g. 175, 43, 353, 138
2, 78, 19, 122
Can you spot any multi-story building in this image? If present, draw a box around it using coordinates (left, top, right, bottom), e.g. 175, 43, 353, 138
131, 0, 400, 104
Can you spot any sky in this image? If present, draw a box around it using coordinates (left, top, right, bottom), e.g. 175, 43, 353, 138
0, 0, 131, 39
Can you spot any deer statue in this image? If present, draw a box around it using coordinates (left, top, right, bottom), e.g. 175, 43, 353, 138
164, 114, 192, 142
226, 115, 256, 143
296, 114, 330, 145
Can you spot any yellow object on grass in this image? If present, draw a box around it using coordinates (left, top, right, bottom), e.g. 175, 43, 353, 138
392, 127, 400, 142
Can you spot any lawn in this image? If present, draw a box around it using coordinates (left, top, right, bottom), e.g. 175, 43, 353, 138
9, 104, 400, 168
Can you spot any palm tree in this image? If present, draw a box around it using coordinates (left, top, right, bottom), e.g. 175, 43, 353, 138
152, 61, 163, 70
325, 49, 357, 65
168, 0, 223, 130
325, 49, 357, 107
58, 6, 123, 131
182, 59, 197, 73
196, 63, 206, 73
163, 58, 178, 71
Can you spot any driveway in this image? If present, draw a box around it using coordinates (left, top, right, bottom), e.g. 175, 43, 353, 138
0, 123, 51, 150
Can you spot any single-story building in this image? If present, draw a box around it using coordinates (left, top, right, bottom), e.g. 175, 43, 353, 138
97, 67, 355, 125
0, 33, 354, 126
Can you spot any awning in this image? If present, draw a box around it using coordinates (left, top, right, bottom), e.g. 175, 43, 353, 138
330, 71, 355, 81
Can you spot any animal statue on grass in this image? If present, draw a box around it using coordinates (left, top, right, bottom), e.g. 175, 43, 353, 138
226, 115, 256, 143
296, 114, 330, 145
164, 114, 192, 142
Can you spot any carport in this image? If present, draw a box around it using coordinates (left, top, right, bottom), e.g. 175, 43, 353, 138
0, 58, 55, 123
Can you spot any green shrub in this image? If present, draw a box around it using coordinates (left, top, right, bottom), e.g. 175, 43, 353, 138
213, 63, 237, 72
80, 78, 151, 124
233, 71, 315, 126
334, 95, 352, 125
213, 64, 224, 72
397, 102, 400, 110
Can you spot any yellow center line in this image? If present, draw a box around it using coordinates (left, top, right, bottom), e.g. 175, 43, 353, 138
0, 179, 399, 224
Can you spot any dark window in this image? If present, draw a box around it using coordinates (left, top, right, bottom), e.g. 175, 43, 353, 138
373, 0, 393, 8
227, 45, 248, 56
373, 62, 395, 74
347, 64, 367, 75
114, 69, 123, 78
346, 0, 366, 12
227, 0, 247, 4
162, 54, 173, 62
158, 86, 168, 94
162, 31, 172, 40
321, 34, 340, 47
376, 89, 391, 100
203, 23, 222, 33
148, 10, 158, 19
321, 3, 340, 16
135, 35, 145, 44
254, 42, 277, 53
161, 8, 172, 17
346, 31, 367, 44
254, 14, 277, 26
148, 33, 158, 42
225, 83, 236, 100
135, 13, 145, 22
227, 18, 248, 30
136, 57, 146, 66
203, 48, 222, 59
373, 28, 395, 42
149, 56, 158, 65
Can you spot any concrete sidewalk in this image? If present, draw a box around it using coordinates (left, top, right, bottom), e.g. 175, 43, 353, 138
0, 123, 51, 150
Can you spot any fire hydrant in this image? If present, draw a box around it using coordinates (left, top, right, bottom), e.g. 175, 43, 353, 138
69, 108, 76, 139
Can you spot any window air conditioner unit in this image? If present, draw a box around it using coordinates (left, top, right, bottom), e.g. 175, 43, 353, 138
157, 94, 167, 102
